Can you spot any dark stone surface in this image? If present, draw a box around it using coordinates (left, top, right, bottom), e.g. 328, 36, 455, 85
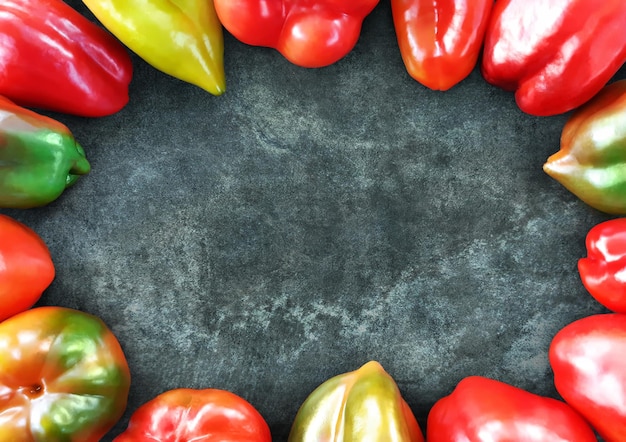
3, 2, 624, 440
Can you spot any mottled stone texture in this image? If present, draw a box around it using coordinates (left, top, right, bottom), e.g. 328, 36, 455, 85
4, 2, 624, 440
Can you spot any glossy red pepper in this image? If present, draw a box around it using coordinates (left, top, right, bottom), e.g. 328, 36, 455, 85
550, 314, 626, 441
214, 0, 379, 68
113, 388, 272, 442
578, 218, 626, 313
481, 0, 626, 116
391, 0, 493, 91
0, 0, 133, 117
0, 215, 55, 322
427, 376, 597, 442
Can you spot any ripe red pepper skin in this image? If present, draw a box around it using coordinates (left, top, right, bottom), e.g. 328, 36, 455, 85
481, 0, 626, 116
214, 0, 379, 68
550, 314, 626, 442
427, 376, 597, 442
0, 0, 133, 117
578, 219, 626, 313
113, 388, 272, 442
391, 0, 493, 91
0, 215, 55, 322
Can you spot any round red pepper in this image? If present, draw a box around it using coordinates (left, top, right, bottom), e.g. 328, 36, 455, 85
578, 218, 626, 312
114, 388, 272, 442
550, 313, 626, 441
214, 0, 379, 68
0, 214, 55, 322
0, 306, 131, 440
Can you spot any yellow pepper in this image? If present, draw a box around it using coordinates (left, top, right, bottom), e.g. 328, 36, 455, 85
288, 361, 425, 441
82, 0, 225, 95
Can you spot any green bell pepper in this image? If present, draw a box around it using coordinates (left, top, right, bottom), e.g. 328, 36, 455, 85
0, 95, 91, 209
544, 79, 626, 214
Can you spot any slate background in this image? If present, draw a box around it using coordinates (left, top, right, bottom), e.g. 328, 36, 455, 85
4, 1, 625, 440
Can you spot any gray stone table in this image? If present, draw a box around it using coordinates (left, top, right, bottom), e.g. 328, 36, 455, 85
4, 1, 624, 440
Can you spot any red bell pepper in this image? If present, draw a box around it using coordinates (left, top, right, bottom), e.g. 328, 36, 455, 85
550, 314, 626, 441
481, 0, 626, 116
0, 0, 133, 117
0, 215, 55, 322
427, 376, 597, 442
113, 388, 272, 442
391, 0, 493, 91
578, 218, 626, 313
214, 0, 379, 68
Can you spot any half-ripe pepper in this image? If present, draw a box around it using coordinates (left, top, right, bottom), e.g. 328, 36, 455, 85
550, 314, 626, 442
481, 0, 626, 116
214, 0, 379, 68
113, 388, 272, 441
0, 306, 131, 441
0, 96, 91, 209
0, 215, 55, 322
288, 361, 424, 441
543, 79, 626, 214
427, 376, 597, 442
0, 0, 133, 117
578, 218, 626, 313
391, 0, 493, 91
82, 0, 225, 96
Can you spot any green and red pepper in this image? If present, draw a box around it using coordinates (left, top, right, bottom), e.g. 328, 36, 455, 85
544, 79, 626, 214
0, 95, 91, 209
0, 307, 130, 441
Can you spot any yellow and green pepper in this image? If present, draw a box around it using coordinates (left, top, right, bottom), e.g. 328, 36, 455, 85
81, 0, 225, 96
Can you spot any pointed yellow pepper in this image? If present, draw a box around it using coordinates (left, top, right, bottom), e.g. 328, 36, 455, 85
82, 0, 225, 95
288, 361, 424, 441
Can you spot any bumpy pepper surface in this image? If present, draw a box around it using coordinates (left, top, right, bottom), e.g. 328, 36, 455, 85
81, 0, 225, 96
543, 79, 626, 214
578, 218, 626, 313
214, 0, 379, 68
391, 0, 493, 90
288, 361, 424, 441
0, 0, 133, 117
427, 376, 597, 442
113, 388, 272, 442
0, 306, 131, 441
481, 0, 626, 116
550, 314, 626, 442
0, 215, 55, 322
0, 96, 91, 209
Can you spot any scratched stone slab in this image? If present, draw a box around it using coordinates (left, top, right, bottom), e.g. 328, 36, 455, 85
3, 2, 622, 440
